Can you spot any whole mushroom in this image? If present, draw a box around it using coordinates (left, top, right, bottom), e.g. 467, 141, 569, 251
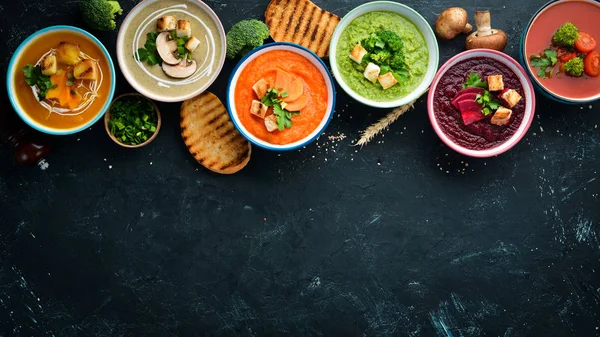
435, 7, 472, 40
465, 10, 507, 51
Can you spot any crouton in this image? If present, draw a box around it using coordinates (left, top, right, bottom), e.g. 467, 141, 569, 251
41, 54, 57, 76
185, 36, 201, 53
499, 89, 522, 108
265, 114, 278, 132
349, 44, 368, 64
252, 79, 269, 99
157, 16, 176, 32
491, 106, 512, 126
56, 42, 80, 65
73, 59, 98, 81
363, 62, 380, 83
250, 100, 269, 119
378, 72, 398, 90
487, 75, 504, 91
176, 20, 191, 38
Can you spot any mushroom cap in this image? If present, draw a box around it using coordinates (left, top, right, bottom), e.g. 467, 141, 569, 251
465, 29, 508, 51
156, 32, 180, 65
162, 58, 197, 78
435, 7, 471, 40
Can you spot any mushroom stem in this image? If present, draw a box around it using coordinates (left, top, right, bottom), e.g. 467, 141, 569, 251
474, 10, 493, 37
462, 23, 473, 34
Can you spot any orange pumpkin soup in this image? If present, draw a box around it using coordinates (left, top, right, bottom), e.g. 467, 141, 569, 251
13, 31, 112, 130
234, 50, 328, 145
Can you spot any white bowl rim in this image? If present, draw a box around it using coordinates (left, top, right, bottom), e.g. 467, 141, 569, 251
522, 0, 600, 103
116, 0, 226, 103
6, 25, 116, 135
427, 49, 537, 158
226, 42, 336, 151
329, 0, 439, 109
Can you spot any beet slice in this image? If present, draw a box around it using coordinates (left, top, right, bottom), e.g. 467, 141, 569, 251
451, 93, 480, 110
457, 100, 486, 125
451, 88, 485, 109
457, 87, 485, 96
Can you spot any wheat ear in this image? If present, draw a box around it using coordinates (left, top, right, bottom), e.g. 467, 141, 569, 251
354, 88, 429, 147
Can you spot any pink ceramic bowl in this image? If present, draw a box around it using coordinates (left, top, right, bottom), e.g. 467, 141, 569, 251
427, 49, 536, 158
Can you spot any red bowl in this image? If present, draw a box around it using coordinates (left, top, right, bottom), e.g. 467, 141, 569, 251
427, 49, 536, 158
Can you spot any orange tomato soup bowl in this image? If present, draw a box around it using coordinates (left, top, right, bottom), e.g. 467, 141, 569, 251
227, 43, 335, 151
522, 0, 600, 103
7, 26, 115, 135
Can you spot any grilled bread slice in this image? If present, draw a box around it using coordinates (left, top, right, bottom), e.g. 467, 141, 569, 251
180, 92, 251, 174
265, 0, 340, 58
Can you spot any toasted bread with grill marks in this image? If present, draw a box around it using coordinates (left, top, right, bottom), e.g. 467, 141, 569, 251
265, 0, 340, 58
180, 92, 251, 174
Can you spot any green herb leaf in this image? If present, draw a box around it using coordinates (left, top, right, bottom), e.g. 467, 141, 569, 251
462, 72, 488, 89
21, 64, 56, 101
475, 90, 503, 116
530, 49, 558, 78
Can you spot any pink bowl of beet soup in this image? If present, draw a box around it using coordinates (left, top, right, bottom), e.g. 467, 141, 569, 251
428, 49, 536, 158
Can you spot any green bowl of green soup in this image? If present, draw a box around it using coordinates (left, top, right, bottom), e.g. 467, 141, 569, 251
329, 1, 439, 108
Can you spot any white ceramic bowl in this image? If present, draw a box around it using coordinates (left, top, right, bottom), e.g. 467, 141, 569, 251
329, 1, 439, 108
427, 49, 536, 158
6, 25, 116, 135
226, 43, 336, 151
116, 0, 226, 102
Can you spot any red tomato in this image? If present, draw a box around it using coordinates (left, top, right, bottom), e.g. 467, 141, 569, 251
575, 32, 597, 53
557, 48, 577, 63
584, 51, 600, 77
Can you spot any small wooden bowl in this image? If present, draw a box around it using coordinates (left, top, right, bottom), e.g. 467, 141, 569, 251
104, 93, 161, 148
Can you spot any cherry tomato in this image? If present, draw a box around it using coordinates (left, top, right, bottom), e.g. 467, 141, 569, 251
557, 48, 577, 63
575, 32, 597, 53
584, 50, 600, 77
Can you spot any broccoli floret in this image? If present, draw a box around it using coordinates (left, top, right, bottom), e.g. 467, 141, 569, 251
552, 22, 579, 48
226, 20, 270, 59
564, 57, 584, 77
375, 30, 403, 52
389, 52, 405, 70
369, 49, 392, 63
80, 0, 122, 31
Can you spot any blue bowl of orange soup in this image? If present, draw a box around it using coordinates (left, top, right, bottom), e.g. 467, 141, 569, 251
7, 26, 116, 135
519, 0, 600, 104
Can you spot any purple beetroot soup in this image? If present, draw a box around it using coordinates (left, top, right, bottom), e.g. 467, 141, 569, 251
433, 58, 526, 150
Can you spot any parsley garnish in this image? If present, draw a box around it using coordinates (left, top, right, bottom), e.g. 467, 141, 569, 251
22, 64, 56, 101
108, 96, 158, 145
529, 49, 558, 78
136, 32, 161, 66
462, 72, 488, 89
475, 90, 503, 116
261, 88, 297, 131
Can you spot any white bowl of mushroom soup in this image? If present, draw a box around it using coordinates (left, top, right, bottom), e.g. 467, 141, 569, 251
116, 0, 226, 102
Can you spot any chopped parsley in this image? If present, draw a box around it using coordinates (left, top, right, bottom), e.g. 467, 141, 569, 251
261, 88, 298, 131
171, 31, 191, 59
529, 49, 558, 78
462, 72, 488, 89
108, 96, 158, 146
21, 64, 56, 101
475, 90, 502, 116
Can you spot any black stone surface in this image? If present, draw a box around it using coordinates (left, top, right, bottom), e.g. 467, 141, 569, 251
1, 0, 599, 336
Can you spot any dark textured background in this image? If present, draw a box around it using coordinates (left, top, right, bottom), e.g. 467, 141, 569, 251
1, 0, 600, 336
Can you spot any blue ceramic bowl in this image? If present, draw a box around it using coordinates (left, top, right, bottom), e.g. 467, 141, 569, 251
519, 0, 600, 104
6, 25, 116, 135
226, 43, 336, 151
